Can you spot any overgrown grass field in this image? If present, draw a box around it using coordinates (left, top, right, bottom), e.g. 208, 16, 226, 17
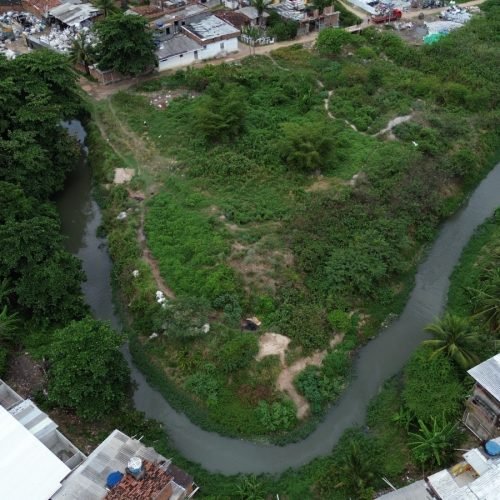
99, 1, 500, 440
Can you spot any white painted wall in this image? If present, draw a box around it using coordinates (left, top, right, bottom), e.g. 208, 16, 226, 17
158, 37, 239, 72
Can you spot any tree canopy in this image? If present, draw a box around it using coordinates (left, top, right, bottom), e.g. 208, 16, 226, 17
47, 318, 130, 420
0, 52, 87, 327
93, 13, 156, 76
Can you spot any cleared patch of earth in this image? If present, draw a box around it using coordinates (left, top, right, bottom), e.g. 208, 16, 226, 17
114, 167, 135, 184
257, 332, 345, 419
5, 352, 46, 399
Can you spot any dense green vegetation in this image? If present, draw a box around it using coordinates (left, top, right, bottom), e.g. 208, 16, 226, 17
98, 0, 500, 440
0, 50, 89, 374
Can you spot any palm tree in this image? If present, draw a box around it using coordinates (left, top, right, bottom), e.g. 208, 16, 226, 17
93, 0, 117, 17
70, 31, 93, 76
468, 268, 500, 333
408, 417, 457, 466
251, 0, 268, 28
423, 313, 479, 369
236, 475, 265, 500
334, 441, 377, 499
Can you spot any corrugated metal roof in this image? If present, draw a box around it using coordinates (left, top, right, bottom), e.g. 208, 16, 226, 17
468, 353, 500, 401
49, 2, 100, 26
0, 406, 70, 500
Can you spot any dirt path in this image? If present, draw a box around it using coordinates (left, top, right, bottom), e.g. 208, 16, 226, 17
257, 331, 345, 418
319, 79, 360, 132
373, 113, 413, 139
93, 98, 178, 299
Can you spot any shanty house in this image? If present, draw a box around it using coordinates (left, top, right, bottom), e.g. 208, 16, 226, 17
269, 0, 339, 36
48, 1, 100, 28
235, 6, 269, 26
463, 353, 500, 440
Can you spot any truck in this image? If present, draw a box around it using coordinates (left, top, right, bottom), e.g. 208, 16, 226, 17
371, 8, 402, 23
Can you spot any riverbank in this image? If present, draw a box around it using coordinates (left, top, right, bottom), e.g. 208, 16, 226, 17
88, 1, 500, 445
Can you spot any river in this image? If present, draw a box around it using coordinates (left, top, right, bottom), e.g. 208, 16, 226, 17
58, 121, 500, 474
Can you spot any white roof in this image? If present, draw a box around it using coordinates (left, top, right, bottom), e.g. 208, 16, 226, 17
236, 6, 269, 20
49, 2, 100, 26
468, 353, 500, 401
0, 405, 70, 500
185, 14, 239, 41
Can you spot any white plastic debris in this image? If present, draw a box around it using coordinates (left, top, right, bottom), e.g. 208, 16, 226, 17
116, 211, 127, 220
201, 323, 210, 334
149, 332, 159, 340
132, 270, 140, 278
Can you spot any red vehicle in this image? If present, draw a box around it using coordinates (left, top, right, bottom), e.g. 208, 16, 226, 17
371, 8, 402, 23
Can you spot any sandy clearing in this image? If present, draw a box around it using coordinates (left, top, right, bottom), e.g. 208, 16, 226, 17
114, 167, 135, 184
256, 332, 345, 418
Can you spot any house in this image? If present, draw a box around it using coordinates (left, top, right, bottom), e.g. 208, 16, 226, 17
0, 379, 197, 500
214, 9, 249, 30
53, 429, 199, 499
0, 379, 85, 500
153, 3, 209, 39
269, 0, 339, 36
235, 5, 269, 26
463, 353, 500, 440
157, 14, 239, 71
380, 440, 500, 499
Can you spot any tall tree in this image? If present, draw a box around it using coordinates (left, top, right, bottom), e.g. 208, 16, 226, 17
93, 13, 156, 76
70, 31, 94, 75
423, 313, 479, 369
93, 0, 118, 17
47, 318, 130, 420
251, 0, 268, 27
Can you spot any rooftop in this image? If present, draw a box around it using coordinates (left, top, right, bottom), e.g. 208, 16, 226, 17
268, 0, 306, 22
53, 429, 196, 499
154, 4, 208, 26
105, 460, 173, 500
0, 405, 71, 500
235, 6, 269, 20
156, 34, 200, 60
468, 353, 500, 401
48, 2, 100, 26
184, 14, 239, 42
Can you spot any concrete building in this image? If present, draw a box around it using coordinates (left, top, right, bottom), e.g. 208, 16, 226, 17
54, 429, 198, 499
269, 0, 339, 36
157, 14, 239, 71
0, 379, 197, 500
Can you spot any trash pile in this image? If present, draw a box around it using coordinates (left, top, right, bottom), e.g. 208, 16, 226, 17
439, 4, 472, 23
425, 20, 463, 35
0, 11, 46, 36
38, 25, 96, 53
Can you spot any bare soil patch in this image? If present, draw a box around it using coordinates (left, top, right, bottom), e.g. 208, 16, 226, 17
114, 167, 135, 184
256, 332, 345, 418
5, 352, 46, 399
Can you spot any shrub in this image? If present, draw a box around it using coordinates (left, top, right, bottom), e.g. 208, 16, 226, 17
402, 346, 465, 423
218, 333, 258, 373
256, 399, 297, 432
316, 28, 357, 56
47, 318, 129, 420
